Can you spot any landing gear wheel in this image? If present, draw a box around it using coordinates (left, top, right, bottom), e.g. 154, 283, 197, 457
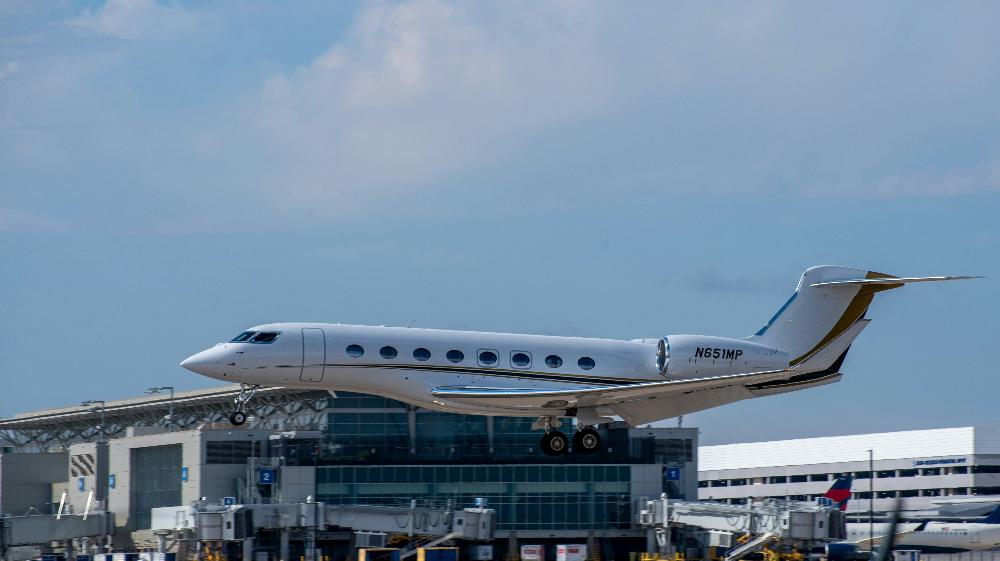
229, 411, 247, 426
540, 431, 569, 456
573, 427, 602, 454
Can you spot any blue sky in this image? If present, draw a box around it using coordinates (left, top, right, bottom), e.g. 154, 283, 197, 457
2, 1, 998, 444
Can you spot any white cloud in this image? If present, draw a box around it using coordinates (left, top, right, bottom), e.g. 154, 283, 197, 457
804, 146, 1000, 199
67, 0, 199, 40
249, 0, 615, 209
0, 207, 66, 233
0, 61, 19, 82
4, 1, 1000, 233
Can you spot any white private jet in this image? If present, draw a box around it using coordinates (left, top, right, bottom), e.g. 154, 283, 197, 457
181, 266, 976, 456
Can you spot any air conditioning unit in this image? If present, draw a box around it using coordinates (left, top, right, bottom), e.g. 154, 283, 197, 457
354, 532, 388, 548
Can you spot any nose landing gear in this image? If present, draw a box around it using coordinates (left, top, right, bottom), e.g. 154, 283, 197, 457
228, 383, 260, 426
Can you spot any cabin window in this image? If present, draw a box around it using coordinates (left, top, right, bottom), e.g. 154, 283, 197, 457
346, 344, 364, 358
511, 351, 531, 368
380, 346, 398, 359
230, 331, 256, 342
478, 350, 499, 367
250, 332, 280, 344
413, 348, 431, 361
578, 356, 596, 370
446, 350, 464, 363
545, 355, 563, 368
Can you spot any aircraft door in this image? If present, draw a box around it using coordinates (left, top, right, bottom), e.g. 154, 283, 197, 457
300, 328, 326, 382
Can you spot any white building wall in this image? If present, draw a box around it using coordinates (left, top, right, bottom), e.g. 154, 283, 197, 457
699, 427, 977, 471
698, 427, 1000, 513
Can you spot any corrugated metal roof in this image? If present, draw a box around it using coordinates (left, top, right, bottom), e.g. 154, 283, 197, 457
698, 427, 996, 471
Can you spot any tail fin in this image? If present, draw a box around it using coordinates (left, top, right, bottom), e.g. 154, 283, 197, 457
983, 505, 1000, 524
749, 266, 978, 365
824, 475, 853, 511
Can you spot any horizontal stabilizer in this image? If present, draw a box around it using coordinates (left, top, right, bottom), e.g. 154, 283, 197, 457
811, 275, 981, 288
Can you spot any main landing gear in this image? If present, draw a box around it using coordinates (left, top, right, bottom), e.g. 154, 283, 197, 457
537, 417, 603, 456
228, 383, 260, 426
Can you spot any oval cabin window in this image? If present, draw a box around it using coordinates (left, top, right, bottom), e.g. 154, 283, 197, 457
413, 348, 431, 361
578, 356, 596, 370
346, 344, 364, 358
511, 352, 531, 368
380, 346, 398, 359
446, 350, 464, 363
545, 355, 563, 368
479, 350, 498, 366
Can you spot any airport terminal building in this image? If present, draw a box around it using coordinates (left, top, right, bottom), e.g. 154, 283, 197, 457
0, 386, 698, 560
697, 427, 1000, 514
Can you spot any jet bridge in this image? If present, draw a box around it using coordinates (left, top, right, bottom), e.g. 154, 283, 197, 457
638, 495, 846, 561
0, 512, 114, 553
151, 501, 494, 561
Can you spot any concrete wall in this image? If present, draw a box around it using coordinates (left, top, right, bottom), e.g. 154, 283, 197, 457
281, 466, 317, 503
104, 427, 266, 528
0, 452, 68, 515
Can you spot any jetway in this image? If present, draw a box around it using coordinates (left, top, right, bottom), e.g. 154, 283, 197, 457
638, 495, 846, 560
151, 503, 493, 541
0, 512, 113, 548
150, 501, 494, 561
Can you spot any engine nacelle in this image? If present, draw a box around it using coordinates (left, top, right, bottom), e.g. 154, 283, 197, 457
656, 335, 789, 379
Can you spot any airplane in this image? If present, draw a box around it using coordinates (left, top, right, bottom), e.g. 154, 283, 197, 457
181, 265, 976, 456
841, 505, 1000, 554
823, 475, 853, 511
823, 480, 1000, 555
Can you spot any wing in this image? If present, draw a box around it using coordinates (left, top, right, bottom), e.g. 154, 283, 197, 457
431, 318, 869, 417
431, 367, 793, 410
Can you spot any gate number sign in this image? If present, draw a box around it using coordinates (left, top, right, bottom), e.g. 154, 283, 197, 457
259, 468, 276, 485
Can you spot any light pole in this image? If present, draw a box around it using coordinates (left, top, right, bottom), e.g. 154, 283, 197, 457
869, 448, 874, 547
81, 400, 106, 442
146, 386, 175, 425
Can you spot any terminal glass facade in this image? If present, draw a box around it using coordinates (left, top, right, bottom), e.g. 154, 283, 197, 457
129, 444, 182, 530
279, 392, 699, 532
316, 464, 633, 530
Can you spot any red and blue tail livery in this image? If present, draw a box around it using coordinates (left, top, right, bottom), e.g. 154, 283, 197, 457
823, 475, 853, 511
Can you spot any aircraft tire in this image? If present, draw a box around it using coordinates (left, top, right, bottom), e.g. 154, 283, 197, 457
229, 411, 247, 426
573, 428, 602, 454
540, 431, 569, 456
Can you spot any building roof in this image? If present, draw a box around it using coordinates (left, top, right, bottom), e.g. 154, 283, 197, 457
0, 385, 331, 451
699, 426, 1000, 472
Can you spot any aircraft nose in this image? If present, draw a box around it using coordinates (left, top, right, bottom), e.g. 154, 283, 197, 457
181, 349, 219, 376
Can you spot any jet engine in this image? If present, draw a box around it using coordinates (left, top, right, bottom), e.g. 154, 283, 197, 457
656, 335, 789, 379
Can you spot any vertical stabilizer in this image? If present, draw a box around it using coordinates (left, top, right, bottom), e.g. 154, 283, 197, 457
749, 266, 899, 364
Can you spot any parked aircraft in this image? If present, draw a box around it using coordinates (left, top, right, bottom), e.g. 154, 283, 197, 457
841, 506, 1000, 553
827, 479, 1000, 554
182, 266, 975, 455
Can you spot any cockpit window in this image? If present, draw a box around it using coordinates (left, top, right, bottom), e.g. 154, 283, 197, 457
250, 331, 280, 344
230, 331, 256, 343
